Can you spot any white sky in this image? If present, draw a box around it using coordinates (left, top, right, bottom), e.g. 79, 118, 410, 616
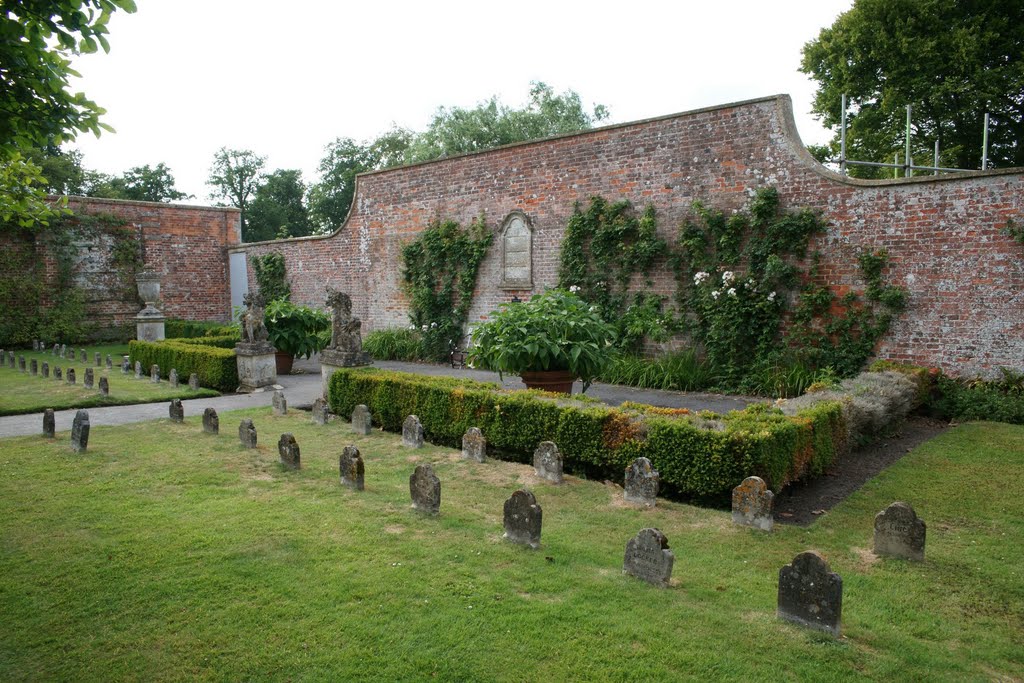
68, 0, 855, 203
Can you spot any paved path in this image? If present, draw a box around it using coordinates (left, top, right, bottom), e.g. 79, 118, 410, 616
0, 355, 763, 438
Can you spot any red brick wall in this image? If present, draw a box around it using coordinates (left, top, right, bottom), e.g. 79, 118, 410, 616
236, 95, 1024, 378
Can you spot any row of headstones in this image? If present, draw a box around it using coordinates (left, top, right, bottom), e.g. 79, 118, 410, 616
6, 350, 115, 394
22, 341, 106, 363
124, 359, 200, 391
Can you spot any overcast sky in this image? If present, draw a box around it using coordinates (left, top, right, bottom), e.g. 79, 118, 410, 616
68, 0, 855, 203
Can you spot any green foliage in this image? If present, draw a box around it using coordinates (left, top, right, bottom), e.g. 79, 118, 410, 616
166, 334, 238, 349
1003, 218, 1024, 245
263, 299, 330, 359
600, 349, 720, 392
250, 251, 291, 302
129, 339, 238, 392
207, 148, 265, 237
400, 216, 492, 362
245, 169, 311, 242
929, 369, 1024, 425
363, 328, 425, 362
801, 0, 1024, 173
165, 319, 238, 339
86, 162, 191, 203
0, 153, 66, 227
468, 289, 617, 392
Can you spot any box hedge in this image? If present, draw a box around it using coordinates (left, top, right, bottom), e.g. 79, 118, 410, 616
327, 368, 845, 499
165, 319, 238, 339
129, 339, 237, 392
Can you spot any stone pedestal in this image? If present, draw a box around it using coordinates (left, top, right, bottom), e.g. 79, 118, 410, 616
134, 271, 166, 341
235, 341, 277, 393
320, 348, 372, 397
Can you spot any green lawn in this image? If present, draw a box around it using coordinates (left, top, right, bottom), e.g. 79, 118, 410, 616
0, 344, 218, 415
0, 410, 1021, 681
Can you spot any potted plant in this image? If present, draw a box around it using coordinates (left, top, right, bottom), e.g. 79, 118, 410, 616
264, 299, 331, 374
467, 288, 617, 394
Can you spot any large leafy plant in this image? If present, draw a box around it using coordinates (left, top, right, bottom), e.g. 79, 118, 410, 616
264, 298, 330, 359
467, 289, 617, 392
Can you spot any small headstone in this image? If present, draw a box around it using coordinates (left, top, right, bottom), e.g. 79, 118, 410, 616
409, 463, 441, 514
134, 361, 142, 378
7, 350, 13, 367
169, 368, 179, 388
43, 409, 55, 438
272, 390, 287, 416
339, 445, 365, 490
60, 344, 66, 358
106, 354, 112, 370
168, 398, 184, 423
351, 404, 372, 435
623, 528, 675, 587
461, 427, 486, 463
95, 352, 101, 367
32, 340, 38, 351
624, 457, 659, 507
66, 368, 76, 384
18, 355, 25, 371
150, 364, 160, 383
311, 397, 329, 425
203, 408, 219, 434
41, 361, 49, 378
189, 373, 199, 391
70, 409, 90, 453
732, 476, 775, 531
873, 501, 926, 561
54, 366, 62, 380
533, 441, 563, 484
238, 419, 257, 448
30, 358, 37, 376
401, 414, 423, 448
503, 489, 542, 548
79, 348, 87, 362
121, 356, 130, 374
98, 376, 109, 396
52, 343, 58, 356
777, 551, 843, 636
83, 367, 94, 388
278, 433, 300, 469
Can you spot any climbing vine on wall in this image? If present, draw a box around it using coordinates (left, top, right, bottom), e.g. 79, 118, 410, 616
401, 215, 492, 362
251, 251, 291, 302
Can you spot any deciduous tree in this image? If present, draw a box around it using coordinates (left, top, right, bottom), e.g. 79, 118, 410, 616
206, 148, 265, 236
246, 169, 311, 242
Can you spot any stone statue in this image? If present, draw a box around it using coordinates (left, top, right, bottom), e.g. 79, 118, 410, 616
326, 287, 362, 353
241, 292, 269, 344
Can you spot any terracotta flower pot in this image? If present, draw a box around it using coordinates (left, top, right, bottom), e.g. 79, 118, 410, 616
520, 370, 575, 394
275, 351, 294, 375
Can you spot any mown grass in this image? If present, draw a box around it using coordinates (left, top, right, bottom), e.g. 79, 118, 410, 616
0, 411, 1021, 681
0, 344, 218, 415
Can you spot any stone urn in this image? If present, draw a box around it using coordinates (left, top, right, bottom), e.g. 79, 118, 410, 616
136, 270, 161, 308
134, 270, 166, 341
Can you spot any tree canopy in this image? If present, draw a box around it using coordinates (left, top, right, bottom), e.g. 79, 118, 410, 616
801, 0, 1024, 176
207, 148, 265, 234
245, 169, 311, 242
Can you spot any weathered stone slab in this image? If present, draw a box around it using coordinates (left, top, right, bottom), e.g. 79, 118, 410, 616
168, 398, 184, 423
462, 427, 486, 463
203, 408, 219, 434
71, 410, 90, 453
778, 551, 843, 636
732, 476, 775, 531
234, 341, 276, 392
409, 463, 440, 514
533, 441, 563, 484
52, 343, 58, 356
150, 364, 160, 383
7, 350, 13, 367
98, 376, 108, 396
106, 354, 112, 370
402, 415, 424, 448
43, 409, 55, 438
503, 489, 542, 548
311, 397, 329, 425
169, 368, 179, 388
351, 404, 372, 435
66, 368, 76, 384
30, 358, 37, 376
121, 356, 130, 373
874, 501, 926, 561
278, 433, 300, 469
134, 361, 142, 378
272, 390, 287, 416
339, 445, 365, 490
41, 361, 49, 378
95, 352, 101, 366
83, 367, 94, 388
60, 344, 67, 359
624, 457, 659, 507
239, 419, 257, 448
54, 366, 62, 380
79, 348, 86, 362
18, 355, 25, 371
623, 528, 674, 587
189, 373, 199, 391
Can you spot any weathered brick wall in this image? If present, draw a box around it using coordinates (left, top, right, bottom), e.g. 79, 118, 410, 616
236, 95, 1024, 377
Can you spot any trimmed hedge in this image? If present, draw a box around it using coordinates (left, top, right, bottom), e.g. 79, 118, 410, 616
129, 339, 237, 392
165, 335, 238, 349
327, 368, 845, 499
165, 319, 238, 339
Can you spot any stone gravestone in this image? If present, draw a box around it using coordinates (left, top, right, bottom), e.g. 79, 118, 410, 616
70, 410, 90, 453
32, 340, 38, 351
7, 350, 13, 367
189, 373, 199, 391
169, 368, 179, 388
873, 501, 926, 561
402, 415, 424, 448
30, 358, 37, 376
732, 476, 775, 531
83, 367, 94, 388
168, 398, 184, 423
503, 489, 542, 549
351, 404, 372, 435
239, 419, 257, 449
533, 441, 563, 484
777, 551, 843, 636
311, 397, 329, 425
98, 376, 109, 396
66, 368, 76, 384
409, 463, 441, 514
134, 361, 142, 379
203, 408, 219, 434
150, 364, 160, 383
272, 390, 287, 416
41, 362, 49, 378
43, 409, 55, 438
18, 355, 25, 371
623, 528, 675, 587
95, 352, 101, 367
106, 354, 112, 370
339, 445, 365, 491
461, 427, 486, 463
122, 356, 130, 374
54, 366, 62, 381
79, 348, 86, 362
278, 433, 301, 469
60, 344, 66, 359
624, 457, 659, 507
52, 343, 58, 356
